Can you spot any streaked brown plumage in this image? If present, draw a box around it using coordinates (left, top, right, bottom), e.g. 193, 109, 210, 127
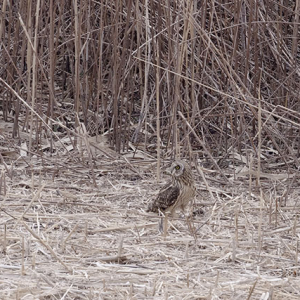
147, 160, 196, 216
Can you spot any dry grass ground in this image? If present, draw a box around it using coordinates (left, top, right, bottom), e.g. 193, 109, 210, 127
0, 122, 299, 300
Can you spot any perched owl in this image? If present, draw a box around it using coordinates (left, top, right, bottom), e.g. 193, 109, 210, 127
147, 160, 196, 216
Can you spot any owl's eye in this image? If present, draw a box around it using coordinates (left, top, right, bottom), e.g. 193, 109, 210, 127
175, 165, 180, 170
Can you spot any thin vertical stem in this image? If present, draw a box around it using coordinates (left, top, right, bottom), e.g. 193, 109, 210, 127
29, 0, 41, 153
73, 0, 80, 124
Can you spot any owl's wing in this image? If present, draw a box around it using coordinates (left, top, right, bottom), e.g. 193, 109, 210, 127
147, 182, 180, 212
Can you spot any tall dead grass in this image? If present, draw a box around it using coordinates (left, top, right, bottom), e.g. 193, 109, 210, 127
0, 0, 299, 166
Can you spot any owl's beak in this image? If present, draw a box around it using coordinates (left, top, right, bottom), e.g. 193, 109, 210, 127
163, 167, 172, 175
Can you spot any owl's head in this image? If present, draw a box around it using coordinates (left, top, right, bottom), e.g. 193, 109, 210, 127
165, 160, 187, 178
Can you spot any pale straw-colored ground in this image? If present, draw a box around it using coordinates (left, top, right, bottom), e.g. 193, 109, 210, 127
0, 136, 299, 299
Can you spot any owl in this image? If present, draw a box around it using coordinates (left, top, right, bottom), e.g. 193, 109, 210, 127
147, 160, 196, 216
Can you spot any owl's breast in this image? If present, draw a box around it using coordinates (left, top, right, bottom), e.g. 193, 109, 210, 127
171, 183, 195, 212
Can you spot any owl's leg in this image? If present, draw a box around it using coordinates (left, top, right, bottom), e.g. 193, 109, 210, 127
176, 205, 186, 220
184, 210, 197, 239
179, 206, 195, 237
158, 211, 171, 237
162, 213, 169, 238
158, 215, 164, 232
157, 210, 167, 234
